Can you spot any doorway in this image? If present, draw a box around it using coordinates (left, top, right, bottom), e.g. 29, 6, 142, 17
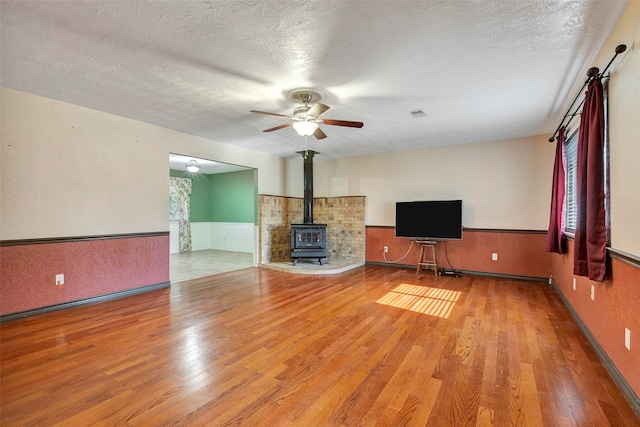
169, 153, 258, 282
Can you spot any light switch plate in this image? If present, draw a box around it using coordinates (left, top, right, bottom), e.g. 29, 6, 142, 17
625, 328, 631, 350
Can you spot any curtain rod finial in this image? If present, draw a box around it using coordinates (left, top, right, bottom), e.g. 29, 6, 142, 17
549, 136, 555, 142
615, 44, 627, 54
587, 67, 600, 78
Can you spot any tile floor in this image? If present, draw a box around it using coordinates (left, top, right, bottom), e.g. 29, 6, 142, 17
171, 249, 365, 283
170, 249, 254, 283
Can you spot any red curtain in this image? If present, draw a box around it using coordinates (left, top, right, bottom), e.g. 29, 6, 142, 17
574, 79, 607, 281
546, 127, 566, 254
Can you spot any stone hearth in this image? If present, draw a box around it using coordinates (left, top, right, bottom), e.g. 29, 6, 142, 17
261, 259, 365, 275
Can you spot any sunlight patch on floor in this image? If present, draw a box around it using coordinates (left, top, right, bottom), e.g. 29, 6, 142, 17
376, 284, 461, 318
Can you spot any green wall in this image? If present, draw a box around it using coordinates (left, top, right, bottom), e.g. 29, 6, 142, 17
170, 169, 255, 223
210, 169, 255, 223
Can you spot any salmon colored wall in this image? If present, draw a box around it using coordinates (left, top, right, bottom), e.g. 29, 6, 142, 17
0, 235, 170, 316
366, 227, 551, 278
551, 240, 640, 398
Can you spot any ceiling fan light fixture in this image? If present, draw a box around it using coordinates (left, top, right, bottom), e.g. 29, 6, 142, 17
186, 159, 200, 173
292, 121, 319, 136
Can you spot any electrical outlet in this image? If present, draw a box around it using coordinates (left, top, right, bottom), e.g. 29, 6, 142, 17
625, 328, 631, 350
383, 246, 389, 253
491, 253, 498, 261
572, 277, 576, 290
590, 285, 595, 301
56, 274, 64, 286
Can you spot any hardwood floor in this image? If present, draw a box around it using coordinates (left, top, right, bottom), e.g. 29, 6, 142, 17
1, 265, 638, 426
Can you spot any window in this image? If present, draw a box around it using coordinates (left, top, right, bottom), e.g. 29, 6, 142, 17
169, 193, 179, 220
563, 129, 579, 234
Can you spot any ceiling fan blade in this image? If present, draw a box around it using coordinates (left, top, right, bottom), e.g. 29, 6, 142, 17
250, 110, 292, 119
263, 122, 293, 132
307, 103, 330, 117
322, 118, 364, 128
313, 127, 327, 140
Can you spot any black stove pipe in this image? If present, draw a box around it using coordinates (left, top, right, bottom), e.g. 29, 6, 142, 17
297, 150, 318, 224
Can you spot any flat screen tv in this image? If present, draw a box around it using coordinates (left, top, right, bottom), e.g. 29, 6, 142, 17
395, 200, 463, 240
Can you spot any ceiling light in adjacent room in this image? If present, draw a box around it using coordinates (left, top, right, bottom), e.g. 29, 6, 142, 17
292, 121, 319, 136
186, 159, 200, 173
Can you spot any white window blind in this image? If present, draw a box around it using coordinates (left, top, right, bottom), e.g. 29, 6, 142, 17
564, 130, 579, 233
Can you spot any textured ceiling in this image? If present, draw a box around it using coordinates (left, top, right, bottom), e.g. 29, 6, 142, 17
0, 1, 629, 160
169, 153, 250, 175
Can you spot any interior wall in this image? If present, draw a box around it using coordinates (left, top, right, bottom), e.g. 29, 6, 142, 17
168, 134, 289, 201
0, 87, 289, 241
0, 88, 288, 316
549, 2, 640, 409
1, 88, 168, 239
551, 241, 640, 402
367, 227, 550, 279
210, 169, 255, 223
169, 168, 255, 224
1, 235, 169, 316
598, 1, 640, 258
169, 169, 255, 254
258, 195, 302, 264
311, 135, 554, 229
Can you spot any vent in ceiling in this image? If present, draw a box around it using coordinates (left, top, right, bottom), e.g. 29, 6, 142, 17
408, 109, 427, 118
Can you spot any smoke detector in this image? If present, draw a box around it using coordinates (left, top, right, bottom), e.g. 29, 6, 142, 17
408, 109, 428, 118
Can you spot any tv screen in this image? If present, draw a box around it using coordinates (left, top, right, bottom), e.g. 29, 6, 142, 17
395, 200, 463, 240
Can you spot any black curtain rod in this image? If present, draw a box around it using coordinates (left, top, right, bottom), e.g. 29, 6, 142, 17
548, 44, 627, 143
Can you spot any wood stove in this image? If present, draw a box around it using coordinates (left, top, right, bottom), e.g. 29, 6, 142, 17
291, 223, 327, 265
291, 150, 327, 265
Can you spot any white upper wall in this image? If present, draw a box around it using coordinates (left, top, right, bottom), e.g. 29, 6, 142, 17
598, 1, 640, 257
310, 136, 555, 229
0, 88, 287, 240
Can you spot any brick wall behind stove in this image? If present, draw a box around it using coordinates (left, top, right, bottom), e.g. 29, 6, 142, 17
258, 195, 303, 263
258, 195, 365, 264
314, 196, 365, 262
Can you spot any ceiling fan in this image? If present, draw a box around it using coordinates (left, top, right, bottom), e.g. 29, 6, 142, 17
250, 90, 363, 140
